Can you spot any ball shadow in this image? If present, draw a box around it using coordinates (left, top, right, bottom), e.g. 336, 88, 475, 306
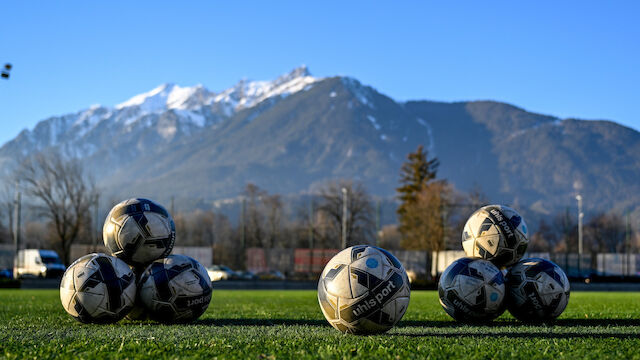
392, 318, 640, 339
195, 318, 327, 327
390, 331, 639, 339
398, 318, 640, 328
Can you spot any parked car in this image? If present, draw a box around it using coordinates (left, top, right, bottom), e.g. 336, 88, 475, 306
237, 270, 257, 281
14, 249, 66, 279
0, 268, 12, 279
256, 270, 286, 281
206, 265, 238, 281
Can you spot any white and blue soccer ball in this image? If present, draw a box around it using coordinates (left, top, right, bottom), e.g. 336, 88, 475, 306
103, 198, 175, 268
138, 254, 212, 323
462, 205, 529, 268
317, 245, 411, 334
506, 258, 570, 322
59, 253, 136, 323
438, 257, 506, 322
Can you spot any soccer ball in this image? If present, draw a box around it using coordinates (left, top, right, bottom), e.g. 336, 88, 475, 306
103, 198, 176, 267
438, 257, 506, 322
59, 253, 136, 323
317, 245, 411, 334
506, 258, 570, 322
139, 254, 212, 323
462, 205, 529, 268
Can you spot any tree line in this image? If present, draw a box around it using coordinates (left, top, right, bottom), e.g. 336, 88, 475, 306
0, 147, 638, 270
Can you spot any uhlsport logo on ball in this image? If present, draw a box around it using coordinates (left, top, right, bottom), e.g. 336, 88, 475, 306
317, 245, 410, 334
103, 198, 176, 268
462, 205, 529, 268
60, 253, 136, 323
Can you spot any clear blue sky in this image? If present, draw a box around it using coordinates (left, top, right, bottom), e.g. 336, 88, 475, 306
1, 1, 638, 145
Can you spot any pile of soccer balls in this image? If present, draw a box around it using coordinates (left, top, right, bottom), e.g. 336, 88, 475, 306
60, 198, 212, 324
317, 245, 411, 334
439, 204, 570, 322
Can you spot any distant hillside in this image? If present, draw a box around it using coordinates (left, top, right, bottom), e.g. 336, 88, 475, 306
1, 67, 638, 224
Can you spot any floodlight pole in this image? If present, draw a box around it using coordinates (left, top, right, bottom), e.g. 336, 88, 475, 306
341, 187, 348, 249
13, 184, 21, 275
575, 194, 583, 275
240, 197, 247, 270
308, 196, 314, 273
93, 194, 100, 251
625, 211, 630, 277
241, 197, 246, 249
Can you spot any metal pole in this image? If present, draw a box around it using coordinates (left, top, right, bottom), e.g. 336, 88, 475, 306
211, 206, 216, 265
93, 194, 100, 251
626, 211, 630, 277
341, 187, 348, 249
576, 195, 583, 275
13, 187, 21, 275
308, 196, 314, 273
241, 197, 246, 270
241, 197, 246, 249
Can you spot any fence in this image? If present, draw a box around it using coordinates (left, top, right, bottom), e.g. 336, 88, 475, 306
427, 251, 640, 278
70, 245, 213, 267
1, 243, 639, 279
293, 249, 340, 273
244, 248, 640, 278
0, 244, 214, 271
246, 248, 429, 276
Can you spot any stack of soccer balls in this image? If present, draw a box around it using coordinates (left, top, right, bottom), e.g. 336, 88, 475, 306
317, 245, 411, 334
438, 205, 570, 322
60, 198, 212, 324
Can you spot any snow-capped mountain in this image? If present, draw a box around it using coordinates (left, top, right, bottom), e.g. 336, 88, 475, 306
1, 66, 639, 221
0, 66, 321, 160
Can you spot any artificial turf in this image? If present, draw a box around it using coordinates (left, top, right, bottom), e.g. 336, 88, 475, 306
0, 289, 639, 359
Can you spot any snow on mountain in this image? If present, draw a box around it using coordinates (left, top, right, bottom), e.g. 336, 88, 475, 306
213, 65, 319, 111
341, 77, 374, 108
114, 66, 318, 116
72, 105, 112, 137
4, 66, 320, 155
115, 83, 215, 113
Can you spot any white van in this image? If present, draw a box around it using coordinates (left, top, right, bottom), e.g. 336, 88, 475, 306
14, 249, 66, 279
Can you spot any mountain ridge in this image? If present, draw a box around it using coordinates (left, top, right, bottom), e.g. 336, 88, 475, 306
1, 67, 638, 223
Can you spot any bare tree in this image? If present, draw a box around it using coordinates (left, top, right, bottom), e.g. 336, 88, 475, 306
23, 221, 50, 249
210, 212, 234, 264
528, 219, 557, 252
16, 153, 97, 265
378, 224, 402, 250
244, 183, 266, 248
0, 184, 15, 243
585, 212, 626, 253
317, 179, 375, 248
399, 181, 453, 274
552, 209, 577, 253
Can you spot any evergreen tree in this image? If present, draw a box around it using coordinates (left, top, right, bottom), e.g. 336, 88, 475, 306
396, 145, 440, 241
396, 145, 450, 276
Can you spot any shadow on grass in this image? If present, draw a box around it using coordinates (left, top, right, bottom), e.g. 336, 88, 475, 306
196, 318, 327, 327
391, 331, 640, 339
398, 318, 640, 328
195, 318, 640, 329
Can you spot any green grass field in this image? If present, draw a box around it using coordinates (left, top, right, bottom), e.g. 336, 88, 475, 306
1, 290, 639, 359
